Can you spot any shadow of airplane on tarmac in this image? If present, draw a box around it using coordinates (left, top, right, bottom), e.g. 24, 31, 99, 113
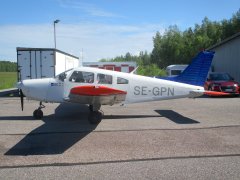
4, 104, 199, 156
103, 114, 162, 120
155, 110, 199, 124
5, 103, 98, 156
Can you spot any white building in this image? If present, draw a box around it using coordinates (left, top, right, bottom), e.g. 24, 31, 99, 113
83, 61, 137, 73
207, 32, 240, 82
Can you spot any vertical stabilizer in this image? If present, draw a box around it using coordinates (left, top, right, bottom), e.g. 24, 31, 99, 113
163, 51, 215, 86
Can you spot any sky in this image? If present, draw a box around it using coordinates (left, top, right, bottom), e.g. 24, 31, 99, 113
0, 0, 239, 62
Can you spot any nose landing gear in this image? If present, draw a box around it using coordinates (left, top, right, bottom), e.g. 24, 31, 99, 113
88, 104, 103, 124
33, 102, 45, 119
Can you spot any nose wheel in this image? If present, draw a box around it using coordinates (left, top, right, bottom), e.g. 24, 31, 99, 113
88, 111, 103, 124
88, 104, 103, 124
33, 102, 45, 119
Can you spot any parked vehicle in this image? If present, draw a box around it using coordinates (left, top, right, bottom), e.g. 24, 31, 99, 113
204, 72, 239, 96
166, 64, 188, 77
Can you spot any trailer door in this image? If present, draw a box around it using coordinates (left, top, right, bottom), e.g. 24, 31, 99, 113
29, 50, 37, 79
18, 51, 31, 81
34, 51, 41, 79
41, 51, 55, 78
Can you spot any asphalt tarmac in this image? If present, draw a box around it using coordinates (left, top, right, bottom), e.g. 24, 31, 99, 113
0, 96, 240, 179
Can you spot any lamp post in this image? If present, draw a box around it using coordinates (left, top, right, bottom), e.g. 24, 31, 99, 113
53, 19, 60, 49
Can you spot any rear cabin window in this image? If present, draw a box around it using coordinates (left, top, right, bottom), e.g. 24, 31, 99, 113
97, 73, 112, 84
69, 71, 94, 83
117, 77, 129, 84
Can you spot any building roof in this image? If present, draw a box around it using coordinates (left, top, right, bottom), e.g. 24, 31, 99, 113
207, 32, 240, 50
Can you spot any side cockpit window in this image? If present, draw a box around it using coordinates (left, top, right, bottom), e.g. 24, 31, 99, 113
97, 73, 112, 84
69, 71, 94, 83
57, 68, 73, 82
117, 77, 129, 84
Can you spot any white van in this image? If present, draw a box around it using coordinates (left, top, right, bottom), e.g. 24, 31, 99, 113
166, 64, 188, 77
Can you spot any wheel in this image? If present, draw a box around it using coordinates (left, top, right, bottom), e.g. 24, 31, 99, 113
208, 85, 213, 91
33, 109, 43, 119
89, 104, 101, 112
88, 111, 102, 124
207, 86, 214, 97
89, 105, 93, 112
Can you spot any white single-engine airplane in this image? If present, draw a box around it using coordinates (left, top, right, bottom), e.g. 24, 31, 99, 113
17, 51, 214, 124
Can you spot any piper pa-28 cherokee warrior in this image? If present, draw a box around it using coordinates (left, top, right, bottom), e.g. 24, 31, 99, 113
18, 51, 214, 124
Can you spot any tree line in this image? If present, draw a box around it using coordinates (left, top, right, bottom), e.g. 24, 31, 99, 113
0, 61, 17, 72
99, 9, 240, 76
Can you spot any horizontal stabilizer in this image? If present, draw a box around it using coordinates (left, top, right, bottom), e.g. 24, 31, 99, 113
204, 91, 232, 96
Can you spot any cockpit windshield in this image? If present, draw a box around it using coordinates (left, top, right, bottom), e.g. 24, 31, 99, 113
56, 68, 73, 82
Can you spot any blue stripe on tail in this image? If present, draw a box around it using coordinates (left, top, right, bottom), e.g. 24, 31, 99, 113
160, 51, 215, 86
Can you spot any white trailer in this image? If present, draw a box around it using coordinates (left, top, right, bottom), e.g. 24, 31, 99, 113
17, 47, 79, 81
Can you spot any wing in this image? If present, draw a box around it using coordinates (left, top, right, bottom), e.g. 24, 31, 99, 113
66, 85, 127, 105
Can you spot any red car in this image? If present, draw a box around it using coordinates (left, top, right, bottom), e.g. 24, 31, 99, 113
204, 72, 240, 96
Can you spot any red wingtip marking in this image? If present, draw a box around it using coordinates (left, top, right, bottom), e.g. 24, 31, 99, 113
70, 85, 127, 96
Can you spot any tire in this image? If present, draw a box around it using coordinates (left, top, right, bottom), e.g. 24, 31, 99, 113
33, 109, 43, 119
88, 111, 102, 124
89, 105, 93, 112
207, 86, 214, 97
208, 85, 213, 91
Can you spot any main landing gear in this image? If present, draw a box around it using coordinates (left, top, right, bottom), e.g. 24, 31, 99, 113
88, 104, 103, 124
33, 102, 45, 119
32, 102, 103, 124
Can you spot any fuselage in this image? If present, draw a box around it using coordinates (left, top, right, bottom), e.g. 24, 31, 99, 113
18, 66, 204, 104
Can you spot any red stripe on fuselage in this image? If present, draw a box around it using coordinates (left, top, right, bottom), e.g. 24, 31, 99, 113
70, 85, 127, 96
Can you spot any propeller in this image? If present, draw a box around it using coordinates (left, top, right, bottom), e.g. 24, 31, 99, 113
20, 89, 24, 111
